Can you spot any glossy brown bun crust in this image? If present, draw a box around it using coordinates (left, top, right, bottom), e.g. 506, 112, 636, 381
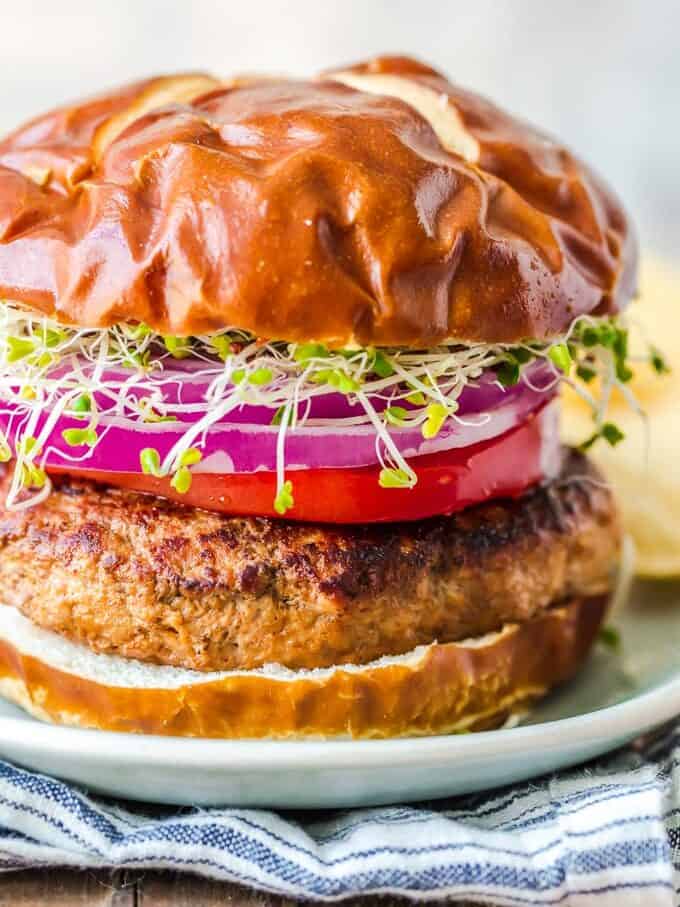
0, 595, 606, 738
0, 57, 635, 346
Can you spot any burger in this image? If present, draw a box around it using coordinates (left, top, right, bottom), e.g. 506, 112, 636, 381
0, 56, 652, 739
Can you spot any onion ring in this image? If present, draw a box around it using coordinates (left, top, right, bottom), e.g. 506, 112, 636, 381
0, 360, 557, 474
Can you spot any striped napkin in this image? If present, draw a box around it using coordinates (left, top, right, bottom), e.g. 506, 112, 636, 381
1, 723, 680, 905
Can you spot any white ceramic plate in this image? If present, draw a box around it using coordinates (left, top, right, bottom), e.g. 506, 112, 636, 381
1, 579, 679, 809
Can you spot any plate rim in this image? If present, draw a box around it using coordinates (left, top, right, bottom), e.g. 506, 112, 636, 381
2, 665, 680, 770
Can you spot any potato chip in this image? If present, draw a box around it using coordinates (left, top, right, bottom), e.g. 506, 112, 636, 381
561, 256, 680, 577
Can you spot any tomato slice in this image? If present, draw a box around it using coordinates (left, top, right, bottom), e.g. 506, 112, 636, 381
46, 406, 556, 524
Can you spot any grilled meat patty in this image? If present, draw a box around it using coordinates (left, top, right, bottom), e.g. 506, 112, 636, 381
0, 449, 619, 672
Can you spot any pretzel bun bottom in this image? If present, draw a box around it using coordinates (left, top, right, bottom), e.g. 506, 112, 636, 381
0, 596, 606, 739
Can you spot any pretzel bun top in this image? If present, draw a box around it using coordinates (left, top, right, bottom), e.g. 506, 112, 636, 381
0, 56, 636, 346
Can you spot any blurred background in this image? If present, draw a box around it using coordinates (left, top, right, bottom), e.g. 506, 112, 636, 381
0, 0, 677, 256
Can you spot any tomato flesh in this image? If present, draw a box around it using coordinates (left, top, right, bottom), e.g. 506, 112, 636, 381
47, 407, 554, 524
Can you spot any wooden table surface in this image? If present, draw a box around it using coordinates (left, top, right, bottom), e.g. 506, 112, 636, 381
0, 870, 480, 905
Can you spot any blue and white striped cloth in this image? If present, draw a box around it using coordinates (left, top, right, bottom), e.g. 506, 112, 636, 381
2, 724, 680, 904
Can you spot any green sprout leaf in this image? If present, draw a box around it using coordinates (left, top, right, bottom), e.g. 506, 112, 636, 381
509, 346, 532, 364
598, 624, 622, 652
310, 368, 359, 394
30, 352, 54, 369
650, 346, 670, 375
372, 350, 395, 379
274, 479, 294, 515
163, 336, 191, 359
378, 467, 412, 489
333, 371, 360, 394
138, 400, 177, 423
612, 327, 628, 359
249, 367, 273, 386
40, 327, 68, 348
231, 368, 246, 385
580, 421, 625, 452
6, 337, 36, 363
616, 361, 634, 383
602, 422, 625, 446
495, 347, 536, 388
211, 335, 233, 361
17, 436, 40, 458
406, 389, 426, 406
548, 343, 572, 374
121, 349, 151, 370
611, 327, 633, 382
309, 368, 332, 385
576, 364, 597, 383
575, 321, 619, 350
127, 323, 152, 341
597, 323, 617, 348
62, 428, 97, 447
293, 343, 328, 364
579, 325, 600, 347
72, 393, 92, 419
579, 329, 594, 347
21, 463, 47, 489
178, 447, 202, 468
495, 360, 521, 387
170, 466, 192, 494
422, 403, 450, 439
385, 405, 410, 427
140, 447, 163, 477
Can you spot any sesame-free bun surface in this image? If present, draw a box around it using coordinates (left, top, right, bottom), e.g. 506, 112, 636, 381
0, 56, 635, 346
0, 596, 606, 738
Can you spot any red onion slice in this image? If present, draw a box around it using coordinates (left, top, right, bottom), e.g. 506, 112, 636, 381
0, 360, 557, 475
